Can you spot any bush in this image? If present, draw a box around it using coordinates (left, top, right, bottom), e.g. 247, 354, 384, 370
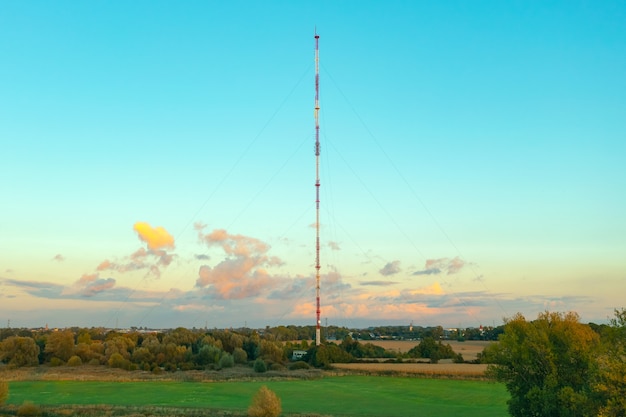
268, 362, 284, 371
0, 380, 8, 405
253, 358, 267, 373
219, 353, 234, 369
49, 357, 64, 367
17, 401, 42, 416
67, 355, 82, 366
248, 385, 281, 417
108, 352, 132, 369
289, 360, 310, 370
233, 347, 248, 364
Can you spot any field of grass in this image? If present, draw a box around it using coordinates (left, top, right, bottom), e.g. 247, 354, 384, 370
5, 376, 508, 416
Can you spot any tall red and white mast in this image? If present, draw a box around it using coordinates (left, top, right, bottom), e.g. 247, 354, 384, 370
314, 31, 321, 346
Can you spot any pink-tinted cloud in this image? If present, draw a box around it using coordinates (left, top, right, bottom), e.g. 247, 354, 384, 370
195, 225, 282, 300
197, 226, 268, 257
198, 262, 274, 299
68, 273, 117, 297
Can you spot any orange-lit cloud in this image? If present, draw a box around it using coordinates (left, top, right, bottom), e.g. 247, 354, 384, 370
133, 222, 175, 250
94, 226, 176, 279
195, 225, 282, 299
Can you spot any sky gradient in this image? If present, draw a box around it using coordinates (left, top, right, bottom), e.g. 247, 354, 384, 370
1, 1, 625, 330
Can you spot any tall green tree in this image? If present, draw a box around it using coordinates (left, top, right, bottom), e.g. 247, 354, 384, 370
485, 311, 601, 417
595, 308, 626, 416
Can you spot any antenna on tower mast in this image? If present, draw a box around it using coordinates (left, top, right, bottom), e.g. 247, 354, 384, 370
314, 31, 321, 346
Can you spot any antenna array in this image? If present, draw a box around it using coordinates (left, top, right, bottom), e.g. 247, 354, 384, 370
314, 32, 321, 346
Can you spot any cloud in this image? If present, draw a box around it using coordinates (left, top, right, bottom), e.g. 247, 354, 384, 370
413, 257, 467, 276
197, 260, 275, 300
328, 241, 341, 251
413, 268, 441, 276
93, 222, 178, 278
133, 222, 175, 250
267, 275, 311, 300
4, 278, 65, 299
198, 227, 269, 257
73, 273, 117, 297
52, 254, 65, 262
195, 226, 283, 300
379, 260, 401, 276
360, 280, 398, 286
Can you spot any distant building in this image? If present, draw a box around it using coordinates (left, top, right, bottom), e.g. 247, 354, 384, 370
292, 350, 307, 361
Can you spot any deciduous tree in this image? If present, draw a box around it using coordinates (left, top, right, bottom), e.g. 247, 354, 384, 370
0, 336, 40, 367
44, 330, 75, 362
486, 311, 601, 417
595, 308, 626, 416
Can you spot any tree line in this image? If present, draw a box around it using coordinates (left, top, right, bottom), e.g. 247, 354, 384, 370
0, 325, 464, 372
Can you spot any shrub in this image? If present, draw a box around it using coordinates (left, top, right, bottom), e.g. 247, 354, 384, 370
0, 380, 8, 405
289, 360, 310, 370
233, 347, 248, 364
67, 355, 83, 366
17, 401, 42, 416
108, 352, 131, 369
219, 353, 234, 369
253, 358, 267, 373
49, 357, 64, 367
269, 362, 284, 371
248, 385, 281, 417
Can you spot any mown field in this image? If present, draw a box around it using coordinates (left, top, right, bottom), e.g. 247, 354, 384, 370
366, 339, 493, 361
3, 376, 508, 417
1, 341, 501, 416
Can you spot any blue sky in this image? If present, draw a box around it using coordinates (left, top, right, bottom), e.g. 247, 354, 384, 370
1, 1, 625, 330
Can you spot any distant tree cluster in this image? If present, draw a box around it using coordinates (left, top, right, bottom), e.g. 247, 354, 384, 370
0, 327, 292, 372
406, 337, 463, 363
0, 325, 417, 372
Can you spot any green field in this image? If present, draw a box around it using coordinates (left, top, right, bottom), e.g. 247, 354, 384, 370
5, 376, 508, 416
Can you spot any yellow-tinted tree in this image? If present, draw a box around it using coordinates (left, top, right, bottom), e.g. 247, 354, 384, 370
104, 335, 135, 361
44, 330, 75, 362
486, 311, 601, 417
0, 336, 40, 367
258, 340, 285, 364
248, 385, 281, 417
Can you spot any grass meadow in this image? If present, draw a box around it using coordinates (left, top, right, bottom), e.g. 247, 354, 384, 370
5, 376, 508, 416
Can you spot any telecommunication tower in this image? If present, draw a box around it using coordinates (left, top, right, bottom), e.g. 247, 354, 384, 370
314, 32, 321, 346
